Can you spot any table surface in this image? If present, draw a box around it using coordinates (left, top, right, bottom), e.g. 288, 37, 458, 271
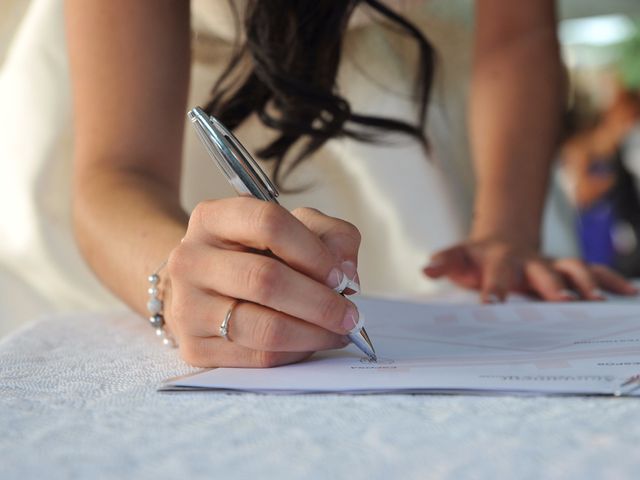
2, 301, 640, 480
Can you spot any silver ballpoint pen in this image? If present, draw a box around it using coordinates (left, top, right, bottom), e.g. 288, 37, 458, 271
188, 106, 377, 361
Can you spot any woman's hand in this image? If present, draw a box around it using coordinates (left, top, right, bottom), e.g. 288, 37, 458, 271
166, 198, 361, 368
423, 236, 638, 303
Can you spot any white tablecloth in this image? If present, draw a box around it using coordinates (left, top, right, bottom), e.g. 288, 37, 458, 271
1, 307, 639, 480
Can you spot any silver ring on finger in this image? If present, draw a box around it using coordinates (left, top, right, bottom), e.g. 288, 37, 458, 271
220, 300, 240, 341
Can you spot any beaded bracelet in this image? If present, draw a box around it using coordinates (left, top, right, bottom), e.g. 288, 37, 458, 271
146, 260, 177, 348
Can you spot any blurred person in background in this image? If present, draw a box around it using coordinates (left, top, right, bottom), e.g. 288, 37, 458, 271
561, 25, 640, 277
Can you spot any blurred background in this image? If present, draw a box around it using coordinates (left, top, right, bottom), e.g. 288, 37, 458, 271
0, 1, 28, 64
559, 9, 640, 277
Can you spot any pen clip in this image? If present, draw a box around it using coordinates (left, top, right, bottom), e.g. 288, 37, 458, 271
188, 107, 279, 202
220, 126, 279, 201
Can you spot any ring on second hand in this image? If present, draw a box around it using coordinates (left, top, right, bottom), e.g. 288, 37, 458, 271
219, 300, 240, 341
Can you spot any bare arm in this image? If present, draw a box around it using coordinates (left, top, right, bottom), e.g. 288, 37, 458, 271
66, 0, 191, 311
470, 0, 562, 246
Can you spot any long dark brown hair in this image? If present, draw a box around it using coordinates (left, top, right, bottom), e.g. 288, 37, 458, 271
204, 0, 435, 188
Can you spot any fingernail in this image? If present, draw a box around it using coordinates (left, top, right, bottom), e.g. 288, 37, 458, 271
342, 303, 359, 332
341, 261, 361, 294
341, 260, 357, 279
559, 289, 579, 300
591, 288, 606, 300
326, 267, 347, 291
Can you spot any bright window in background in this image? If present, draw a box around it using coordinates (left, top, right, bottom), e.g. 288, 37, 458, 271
561, 14, 640, 87
560, 14, 636, 47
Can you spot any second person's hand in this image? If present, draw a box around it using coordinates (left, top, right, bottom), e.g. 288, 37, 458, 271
423, 236, 638, 303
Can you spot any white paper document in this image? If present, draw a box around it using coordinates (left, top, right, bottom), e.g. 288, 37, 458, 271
161, 297, 640, 396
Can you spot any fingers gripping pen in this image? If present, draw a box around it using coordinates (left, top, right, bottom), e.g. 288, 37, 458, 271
188, 107, 377, 361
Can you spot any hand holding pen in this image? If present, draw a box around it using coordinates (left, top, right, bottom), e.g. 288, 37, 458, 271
163, 107, 375, 368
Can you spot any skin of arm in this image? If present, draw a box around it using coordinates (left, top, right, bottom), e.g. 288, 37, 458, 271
469, 0, 563, 247
66, 0, 191, 313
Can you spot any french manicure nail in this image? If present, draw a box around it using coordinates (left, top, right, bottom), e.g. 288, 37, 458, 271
341, 260, 357, 280
591, 288, 606, 300
342, 304, 359, 332
326, 267, 346, 290
341, 260, 361, 294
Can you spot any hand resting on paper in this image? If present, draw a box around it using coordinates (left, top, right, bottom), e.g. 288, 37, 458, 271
424, 235, 638, 303
166, 198, 361, 367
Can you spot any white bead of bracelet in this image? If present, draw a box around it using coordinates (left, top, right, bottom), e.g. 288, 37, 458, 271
146, 260, 177, 348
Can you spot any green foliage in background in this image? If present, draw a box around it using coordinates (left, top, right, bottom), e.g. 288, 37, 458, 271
619, 20, 640, 90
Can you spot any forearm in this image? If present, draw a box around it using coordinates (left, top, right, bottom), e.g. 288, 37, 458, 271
470, 2, 563, 246
73, 166, 188, 315
66, 0, 191, 314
